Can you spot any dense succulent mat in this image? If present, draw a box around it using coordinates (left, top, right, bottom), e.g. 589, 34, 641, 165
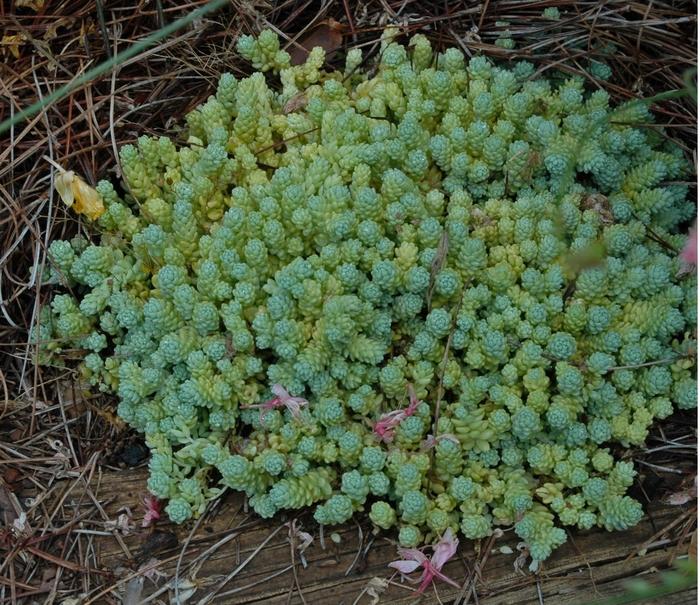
37, 29, 696, 567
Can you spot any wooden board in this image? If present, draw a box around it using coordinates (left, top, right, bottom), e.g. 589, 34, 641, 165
78, 467, 697, 604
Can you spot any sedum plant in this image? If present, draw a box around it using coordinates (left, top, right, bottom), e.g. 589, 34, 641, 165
38, 29, 696, 566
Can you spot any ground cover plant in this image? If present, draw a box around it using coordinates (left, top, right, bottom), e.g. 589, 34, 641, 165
38, 31, 696, 562
35, 28, 698, 569
1, 7, 695, 602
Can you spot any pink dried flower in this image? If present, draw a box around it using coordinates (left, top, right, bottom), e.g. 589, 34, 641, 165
142, 495, 162, 528
270, 384, 308, 419
242, 384, 308, 421
373, 409, 407, 443
388, 528, 460, 593
373, 384, 422, 443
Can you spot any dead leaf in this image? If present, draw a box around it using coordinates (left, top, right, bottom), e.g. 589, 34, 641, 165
16, 0, 45, 11
289, 19, 344, 66
365, 577, 388, 605
82, 18, 96, 35
513, 542, 530, 575
581, 192, 613, 225
90, 404, 126, 430
664, 490, 697, 506
58, 379, 89, 419
663, 475, 697, 506
3, 468, 21, 491
168, 578, 197, 604
105, 507, 134, 535
44, 17, 74, 41
0, 481, 22, 528
283, 92, 308, 114
54, 167, 105, 220
1, 34, 26, 59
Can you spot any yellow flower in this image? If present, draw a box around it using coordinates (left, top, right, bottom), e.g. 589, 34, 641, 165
46, 157, 105, 221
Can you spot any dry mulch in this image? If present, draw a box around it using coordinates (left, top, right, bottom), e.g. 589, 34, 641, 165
0, 1, 696, 603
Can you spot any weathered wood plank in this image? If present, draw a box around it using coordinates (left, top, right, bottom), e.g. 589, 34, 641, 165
87, 468, 694, 604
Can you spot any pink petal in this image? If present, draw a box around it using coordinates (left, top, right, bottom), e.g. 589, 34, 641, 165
378, 409, 406, 423
373, 410, 406, 441
431, 568, 460, 588
271, 384, 291, 400
375, 428, 395, 443
416, 562, 460, 593
262, 398, 282, 410
431, 528, 459, 569
397, 548, 427, 563
388, 559, 422, 574
142, 512, 158, 527
141, 495, 162, 528
417, 571, 434, 594
286, 400, 304, 419
373, 424, 389, 437
270, 384, 308, 419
